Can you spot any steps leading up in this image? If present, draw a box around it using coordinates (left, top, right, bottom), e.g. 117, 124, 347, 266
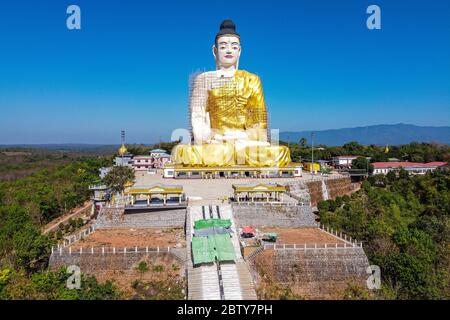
186, 205, 257, 300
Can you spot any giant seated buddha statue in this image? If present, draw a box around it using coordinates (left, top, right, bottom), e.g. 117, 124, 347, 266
172, 20, 291, 167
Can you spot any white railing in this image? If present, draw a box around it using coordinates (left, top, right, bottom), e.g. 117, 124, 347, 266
88, 184, 108, 190
263, 242, 362, 250
318, 223, 363, 248
107, 194, 133, 208
51, 245, 175, 256
57, 224, 97, 248
245, 223, 363, 261
233, 201, 300, 207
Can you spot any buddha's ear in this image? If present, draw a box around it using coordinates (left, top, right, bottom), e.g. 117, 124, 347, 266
212, 45, 217, 60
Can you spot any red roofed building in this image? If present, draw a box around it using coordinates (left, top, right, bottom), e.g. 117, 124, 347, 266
372, 161, 448, 175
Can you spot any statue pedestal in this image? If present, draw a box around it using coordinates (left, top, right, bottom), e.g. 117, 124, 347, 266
162, 163, 303, 179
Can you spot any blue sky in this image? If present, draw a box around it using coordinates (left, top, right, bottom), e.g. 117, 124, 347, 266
0, 0, 449, 144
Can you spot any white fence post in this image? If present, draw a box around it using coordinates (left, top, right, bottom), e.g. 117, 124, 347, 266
69, 247, 71, 256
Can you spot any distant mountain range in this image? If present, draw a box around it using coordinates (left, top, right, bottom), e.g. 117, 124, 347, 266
280, 124, 450, 146
1, 124, 449, 149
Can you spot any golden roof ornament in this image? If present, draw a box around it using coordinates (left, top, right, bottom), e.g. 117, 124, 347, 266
118, 144, 127, 156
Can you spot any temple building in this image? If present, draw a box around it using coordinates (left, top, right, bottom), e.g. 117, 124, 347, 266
232, 183, 287, 203
372, 161, 448, 175
114, 144, 134, 167
89, 184, 111, 210
132, 149, 172, 172
331, 155, 362, 168
124, 185, 186, 208
302, 162, 320, 174
164, 166, 301, 179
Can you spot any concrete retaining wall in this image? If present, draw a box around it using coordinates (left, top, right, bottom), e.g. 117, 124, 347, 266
95, 207, 186, 229
251, 247, 370, 299
232, 204, 317, 228
288, 177, 358, 207
49, 250, 186, 273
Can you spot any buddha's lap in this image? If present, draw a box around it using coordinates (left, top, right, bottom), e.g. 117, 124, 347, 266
172, 143, 291, 167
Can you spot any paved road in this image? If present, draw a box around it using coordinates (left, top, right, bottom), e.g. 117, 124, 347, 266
42, 202, 92, 235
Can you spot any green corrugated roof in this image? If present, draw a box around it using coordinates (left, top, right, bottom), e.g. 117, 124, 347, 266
192, 237, 215, 264
194, 219, 232, 230
191, 234, 236, 265
212, 234, 236, 262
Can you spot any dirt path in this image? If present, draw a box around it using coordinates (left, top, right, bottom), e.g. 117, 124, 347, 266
42, 201, 92, 235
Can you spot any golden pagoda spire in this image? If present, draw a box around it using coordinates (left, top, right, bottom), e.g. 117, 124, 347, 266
118, 143, 127, 156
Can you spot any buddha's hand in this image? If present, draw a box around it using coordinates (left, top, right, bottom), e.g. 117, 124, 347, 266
222, 130, 249, 141
206, 138, 221, 144
236, 140, 270, 147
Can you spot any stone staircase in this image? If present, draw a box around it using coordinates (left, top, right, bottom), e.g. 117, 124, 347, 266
286, 181, 311, 205
186, 205, 257, 300
220, 261, 258, 300
188, 264, 221, 300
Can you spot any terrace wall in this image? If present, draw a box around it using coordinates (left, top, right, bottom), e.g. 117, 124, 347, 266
250, 247, 370, 299
49, 248, 186, 274
288, 177, 359, 207
232, 204, 317, 228
95, 207, 186, 229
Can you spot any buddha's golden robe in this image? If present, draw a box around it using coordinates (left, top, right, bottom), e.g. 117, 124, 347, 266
172, 70, 291, 167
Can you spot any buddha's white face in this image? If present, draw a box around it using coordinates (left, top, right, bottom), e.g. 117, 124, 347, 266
214, 35, 241, 69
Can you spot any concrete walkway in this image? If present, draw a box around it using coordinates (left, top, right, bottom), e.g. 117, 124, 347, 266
186, 205, 257, 300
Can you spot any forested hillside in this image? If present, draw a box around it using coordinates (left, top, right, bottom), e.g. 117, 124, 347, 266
319, 170, 450, 299
0, 150, 122, 299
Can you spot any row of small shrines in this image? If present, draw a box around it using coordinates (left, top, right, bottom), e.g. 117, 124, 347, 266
90, 183, 287, 209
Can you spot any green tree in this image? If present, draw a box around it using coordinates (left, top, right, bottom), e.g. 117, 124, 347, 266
102, 166, 135, 193
352, 157, 373, 173
386, 171, 397, 182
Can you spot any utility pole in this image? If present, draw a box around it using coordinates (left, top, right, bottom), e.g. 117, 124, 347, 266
121, 130, 125, 166
311, 132, 315, 179
366, 156, 369, 179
